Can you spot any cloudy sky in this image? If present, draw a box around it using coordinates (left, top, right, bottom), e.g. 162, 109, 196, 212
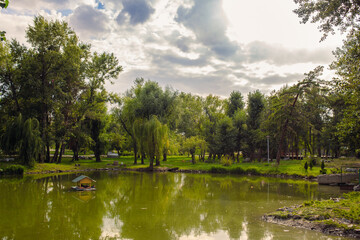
0, 0, 344, 97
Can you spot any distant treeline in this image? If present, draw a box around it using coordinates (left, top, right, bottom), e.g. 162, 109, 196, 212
1, 9, 360, 168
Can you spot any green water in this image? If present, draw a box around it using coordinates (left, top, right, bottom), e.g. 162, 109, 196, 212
0, 172, 350, 240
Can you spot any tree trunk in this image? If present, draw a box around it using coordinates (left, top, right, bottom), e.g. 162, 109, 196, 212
155, 156, 160, 166
191, 154, 195, 164
46, 142, 50, 163
57, 142, 65, 164
52, 141, 60, 163
149, 158, 154, 170
141, 152, 145, 164
163, 152, 167, 161
276, 91, 300, 165
72, 146, 79, 162
133, 141, 138, 165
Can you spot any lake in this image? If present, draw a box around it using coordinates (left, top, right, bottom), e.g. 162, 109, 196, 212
0, 172, 351, 240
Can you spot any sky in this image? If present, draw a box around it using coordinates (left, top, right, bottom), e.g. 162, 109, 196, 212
0, 0, 345, 97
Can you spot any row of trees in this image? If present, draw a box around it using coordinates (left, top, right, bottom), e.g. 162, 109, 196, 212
0, 16, 122, 166
1, 3, 360, 169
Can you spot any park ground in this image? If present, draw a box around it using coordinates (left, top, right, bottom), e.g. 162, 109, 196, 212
1, 153, 359, 178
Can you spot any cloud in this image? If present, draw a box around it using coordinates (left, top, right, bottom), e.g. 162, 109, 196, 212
248, 73, 303, 86
69, 5, 110, 39
175, 0, 238, 58
244, 41, 334, 65
116, 0, 155, 25
150, 50, 209, 67
5, 0, 85, 14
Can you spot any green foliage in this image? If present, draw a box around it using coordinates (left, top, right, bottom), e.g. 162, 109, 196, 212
0, 0, 9, 9
220, 155, 232, 166
293, 0, 360, 41
215, 116, 236, 156
134, 116, 168, 168
183, 136, 206, 164
1, 114, 41, 167
229, 166, 245, 174
321, 160, 325, 170
226, 90, 244, 117
4, 164, 24, 175
0, 0, 9, 41
209, 166, 228, 174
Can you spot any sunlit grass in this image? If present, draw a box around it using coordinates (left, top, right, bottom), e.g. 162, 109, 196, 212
19, 154, 334, 177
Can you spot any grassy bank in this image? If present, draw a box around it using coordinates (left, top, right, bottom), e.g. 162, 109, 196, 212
0, 155, 335, 177
1, 155, 358, 177
263, 192, 360, 238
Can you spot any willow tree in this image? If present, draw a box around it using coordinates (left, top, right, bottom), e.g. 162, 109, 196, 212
0, 114, 41, 167
134, 116, 168, 170
183, 136, 206, 164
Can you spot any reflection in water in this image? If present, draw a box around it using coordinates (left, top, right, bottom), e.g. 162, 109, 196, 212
0, 172, 348, 240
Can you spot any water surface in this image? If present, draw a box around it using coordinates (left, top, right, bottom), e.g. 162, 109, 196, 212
0, 172, 350, 240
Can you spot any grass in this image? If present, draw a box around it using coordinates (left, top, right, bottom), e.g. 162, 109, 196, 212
267, 192, 360, 230
1, 153, 358, 177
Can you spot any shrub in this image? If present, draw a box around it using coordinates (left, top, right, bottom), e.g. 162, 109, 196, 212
320, 160, 327, 174
4, 165, 25, 175
209, 166, 228, 174
309, 160, 313, 170
229, 166, 245, 174
220, 155, 232, 166
246, 168, 260, 175
310, 157, 317, 166
304, 162, 308, 171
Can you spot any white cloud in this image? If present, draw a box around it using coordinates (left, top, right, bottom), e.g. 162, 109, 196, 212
0, 0, 346, 98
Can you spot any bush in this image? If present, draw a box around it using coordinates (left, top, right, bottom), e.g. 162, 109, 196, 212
304, 162, 308, 171
246, 168, 260, 175
220, 155, 232, 166
229, 166, 245, 174
4, 165, 25, 175
310, 157, 317, 166
209, 166, 228, 174
320, 160, 327, 174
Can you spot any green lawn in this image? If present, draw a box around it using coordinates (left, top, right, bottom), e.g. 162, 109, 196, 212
2, 154, 358, 177
21, 155, 326, 177
266, 192, 360, 231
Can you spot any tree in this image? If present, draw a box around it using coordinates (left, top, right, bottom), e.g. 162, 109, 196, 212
135, 116, 168, 170
202, 94, 225, 160
183, 136, 206, 164
1, 114, 41, 167
84, 52, 122, 162
331, 29, 360, 157
245, 90, 265, 161
0, 0, 9, 41
293, 0, 360, 41
24, 16, 86, 163
232, 109, 247, 162
226, 90, 244, 117
176, 92, 204, 138
214, 116, 236, 159
275, 66, 324, 164
116, 79, 176, 165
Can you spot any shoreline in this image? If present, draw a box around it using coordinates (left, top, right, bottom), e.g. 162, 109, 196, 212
24, 166, 317, 180
262, 215, 360, 239
262, 194, 360, 239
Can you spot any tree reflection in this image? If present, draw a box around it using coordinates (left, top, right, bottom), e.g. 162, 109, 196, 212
0, 172, 341, 240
